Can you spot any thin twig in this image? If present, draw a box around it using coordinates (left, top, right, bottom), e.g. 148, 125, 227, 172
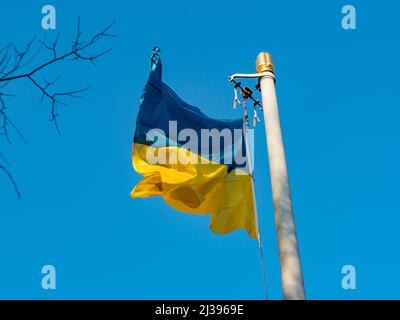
0, 18, 116, 198
0, 164, 21, 199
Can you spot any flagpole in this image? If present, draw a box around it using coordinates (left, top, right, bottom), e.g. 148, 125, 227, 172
256, 52, 306, 300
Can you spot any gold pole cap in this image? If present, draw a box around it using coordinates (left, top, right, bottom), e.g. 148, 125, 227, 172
256, 52, 274, 74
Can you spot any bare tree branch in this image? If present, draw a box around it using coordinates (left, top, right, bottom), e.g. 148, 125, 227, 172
0, 153, 20, 199
0, 18, 116, 198
0, 18, 116, 133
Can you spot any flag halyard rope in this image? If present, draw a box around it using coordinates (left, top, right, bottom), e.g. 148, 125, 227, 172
235, 81, 268, 300
243, 122, 268, 300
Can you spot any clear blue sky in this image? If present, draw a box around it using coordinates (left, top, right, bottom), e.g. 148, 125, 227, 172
1, 0, 399, 299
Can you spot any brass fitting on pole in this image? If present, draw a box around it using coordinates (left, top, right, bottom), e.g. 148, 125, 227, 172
256, 52, 275, 74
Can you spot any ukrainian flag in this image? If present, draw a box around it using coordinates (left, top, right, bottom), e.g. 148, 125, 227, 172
131, 49, 256, 239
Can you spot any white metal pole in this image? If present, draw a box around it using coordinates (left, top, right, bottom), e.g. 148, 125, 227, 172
256, 52, 305, 300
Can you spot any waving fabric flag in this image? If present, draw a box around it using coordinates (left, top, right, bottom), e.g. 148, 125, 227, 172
131, 49, 256, 239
